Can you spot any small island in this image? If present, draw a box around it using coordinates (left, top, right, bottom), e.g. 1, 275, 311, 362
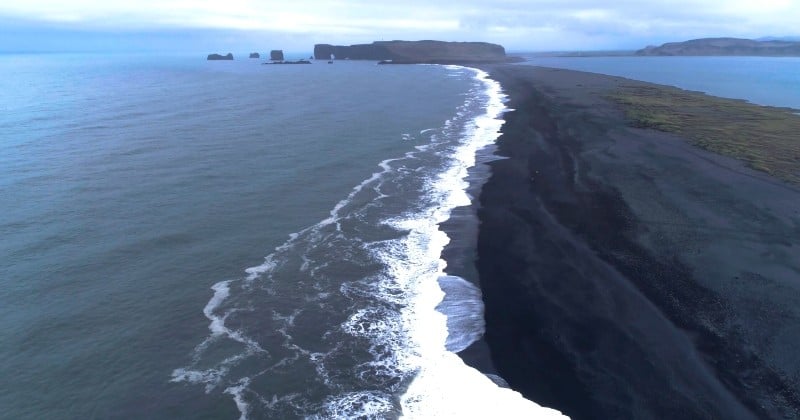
207, 53, 233, 60
636, 37, 800, 56
262, 49, 311, 64
249, 52, 260, 58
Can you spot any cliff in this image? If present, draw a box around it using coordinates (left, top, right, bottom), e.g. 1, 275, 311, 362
313, 40, 507, 63
636, 38, 800, 56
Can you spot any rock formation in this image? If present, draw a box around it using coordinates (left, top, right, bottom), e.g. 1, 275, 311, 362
313, 40, 508, 63
270, 50, 285, 61
207, 53, 234, 60
249, 52, 260, 58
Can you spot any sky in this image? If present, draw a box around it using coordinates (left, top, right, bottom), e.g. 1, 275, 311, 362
1, 0, 799, 53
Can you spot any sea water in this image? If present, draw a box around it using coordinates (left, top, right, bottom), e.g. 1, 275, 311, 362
0, 53, 564, 419
521, 55, 800, 109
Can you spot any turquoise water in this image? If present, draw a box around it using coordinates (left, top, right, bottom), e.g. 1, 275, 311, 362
521, 55, 800, 109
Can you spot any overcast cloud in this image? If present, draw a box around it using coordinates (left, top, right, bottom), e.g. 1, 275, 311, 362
2, 0, 799, 52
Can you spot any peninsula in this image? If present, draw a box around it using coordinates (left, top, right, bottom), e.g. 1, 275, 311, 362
313, 40, 509, 64
636, 37, 800, 56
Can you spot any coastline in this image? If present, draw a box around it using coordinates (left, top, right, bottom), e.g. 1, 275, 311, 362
460, 65, 800, 419
438, 137, 503, 376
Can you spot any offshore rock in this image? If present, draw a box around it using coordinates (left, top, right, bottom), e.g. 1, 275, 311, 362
207, 53, 233, 60
270, 50, 285, 61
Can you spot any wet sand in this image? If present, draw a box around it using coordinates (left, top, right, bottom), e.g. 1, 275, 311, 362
471, 65, 800, 419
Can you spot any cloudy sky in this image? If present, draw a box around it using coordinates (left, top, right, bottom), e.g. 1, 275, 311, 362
2, 0, 799, 53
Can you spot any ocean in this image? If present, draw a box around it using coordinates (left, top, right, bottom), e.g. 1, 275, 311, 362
521, 55, 800, 109
0, 53, 561, 419
3, 52, 798, 419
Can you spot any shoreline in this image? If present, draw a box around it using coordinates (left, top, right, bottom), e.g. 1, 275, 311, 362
462, 65, 800, 418
436, 66, 510, 378
438, 140, 503, 376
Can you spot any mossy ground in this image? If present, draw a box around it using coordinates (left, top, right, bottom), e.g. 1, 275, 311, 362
609, 85, 800, 185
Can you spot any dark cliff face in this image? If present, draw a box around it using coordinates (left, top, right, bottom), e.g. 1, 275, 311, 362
314, 43, 392, 60
636, 37, 800, 56
313, 40, 507, 63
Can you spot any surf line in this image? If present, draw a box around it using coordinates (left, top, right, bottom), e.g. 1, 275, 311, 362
393, 66, 568, 419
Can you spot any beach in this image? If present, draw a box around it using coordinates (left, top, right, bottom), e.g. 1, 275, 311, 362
470, 65, 800, 419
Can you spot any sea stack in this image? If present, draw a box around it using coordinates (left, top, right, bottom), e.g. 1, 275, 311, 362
270, 50, 285, 61
249, 52, 260, 58
207, 53, 234, 60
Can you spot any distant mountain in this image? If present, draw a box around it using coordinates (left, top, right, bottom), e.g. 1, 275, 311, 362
636, 38, 800, 56
757, 36, 800, 42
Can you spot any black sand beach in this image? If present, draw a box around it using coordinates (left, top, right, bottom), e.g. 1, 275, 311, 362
470, 65, 800, 419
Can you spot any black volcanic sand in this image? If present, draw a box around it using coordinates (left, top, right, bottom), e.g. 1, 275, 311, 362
471, 65, 800, 419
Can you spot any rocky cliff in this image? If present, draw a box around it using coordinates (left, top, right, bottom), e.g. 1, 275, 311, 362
313, 40, 507, 63
636, 38, 800, 56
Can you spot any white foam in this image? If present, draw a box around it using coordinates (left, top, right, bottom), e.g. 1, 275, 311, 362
393, 67, 569, 419
202, 281, 265, 353
205, 281, 231, 336
225, 378, 252, 420
171, 351, 254, 392
402, 352, 568, 419
170, 279, 265, 392
317, 391, 396, 419
170, 367, 222, 386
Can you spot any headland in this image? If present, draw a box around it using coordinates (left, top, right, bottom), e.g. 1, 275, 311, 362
313, 40, 513, 64
636, 37, 800, 56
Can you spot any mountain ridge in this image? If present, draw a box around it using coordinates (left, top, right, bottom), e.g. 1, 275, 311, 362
636, 37, 800, 56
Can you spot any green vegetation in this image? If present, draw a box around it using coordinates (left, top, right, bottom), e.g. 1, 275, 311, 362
609, 85, 800, 185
